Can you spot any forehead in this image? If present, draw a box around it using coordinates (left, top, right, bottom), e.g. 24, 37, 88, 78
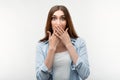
52, 10, 64, 16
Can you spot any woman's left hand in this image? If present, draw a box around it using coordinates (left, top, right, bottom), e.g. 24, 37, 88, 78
54, 26, 71, 46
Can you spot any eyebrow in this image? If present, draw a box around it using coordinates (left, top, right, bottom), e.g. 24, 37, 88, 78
52, 15, 65, 17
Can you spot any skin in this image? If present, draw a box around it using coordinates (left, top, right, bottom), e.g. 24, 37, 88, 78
45, 10, 79, 70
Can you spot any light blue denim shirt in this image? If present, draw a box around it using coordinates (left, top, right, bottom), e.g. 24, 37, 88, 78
36, 37, 90, 80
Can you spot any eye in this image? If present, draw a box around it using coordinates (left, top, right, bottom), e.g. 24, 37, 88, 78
51, 17, 56, 21
60, 16, 66, 21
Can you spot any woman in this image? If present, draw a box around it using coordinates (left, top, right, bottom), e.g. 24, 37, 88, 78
36, 5, 90, 80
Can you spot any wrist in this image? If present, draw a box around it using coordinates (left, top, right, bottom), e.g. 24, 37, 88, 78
49, 46, 56, 51
65, 43, 73, 48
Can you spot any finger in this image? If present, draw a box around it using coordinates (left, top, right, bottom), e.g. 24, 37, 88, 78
65, 28, 69, 32
57, 26, 64, 32
54, 28, 61, 36
52, 29, 56, 36
54, 31, 61, 39
53, 28, 56, 33
47, 31, 51, 38
55, 27, 63, 35
58, 26, 64, 33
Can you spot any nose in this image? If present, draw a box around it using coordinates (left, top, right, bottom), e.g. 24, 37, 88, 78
56, 19, 61, 25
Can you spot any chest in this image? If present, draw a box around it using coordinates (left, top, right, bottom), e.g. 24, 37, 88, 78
55, 45, 67, 53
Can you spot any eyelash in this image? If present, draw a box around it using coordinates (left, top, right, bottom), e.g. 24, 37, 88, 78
51, 17, 57, 20
61, 17, 65, 20
51, 17, 66, 21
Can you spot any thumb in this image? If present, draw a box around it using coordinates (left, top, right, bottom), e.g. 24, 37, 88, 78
47, 31, 51, 38
65, 28, 69, 32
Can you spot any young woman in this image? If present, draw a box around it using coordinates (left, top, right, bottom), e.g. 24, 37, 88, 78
36, 5, 90, 80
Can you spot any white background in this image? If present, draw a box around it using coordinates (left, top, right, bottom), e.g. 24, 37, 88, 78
0, 0, 120, 80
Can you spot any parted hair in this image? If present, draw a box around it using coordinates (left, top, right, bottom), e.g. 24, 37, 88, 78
40, 5, 78, 42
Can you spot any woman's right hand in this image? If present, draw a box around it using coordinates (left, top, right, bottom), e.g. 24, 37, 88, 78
47, 31, 60, 50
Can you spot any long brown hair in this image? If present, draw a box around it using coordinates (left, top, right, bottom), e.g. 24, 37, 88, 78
40, 5, 78, 42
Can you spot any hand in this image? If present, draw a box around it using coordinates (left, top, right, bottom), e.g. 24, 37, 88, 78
47, 30, 60, 50
54, 26, 72, 47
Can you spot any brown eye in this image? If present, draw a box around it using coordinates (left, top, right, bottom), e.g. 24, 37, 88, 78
51, 17, 56, 20
61, 17, 66, 20
60, 16, 66, 21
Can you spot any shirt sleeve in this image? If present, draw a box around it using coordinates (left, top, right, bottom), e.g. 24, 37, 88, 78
71, 38, 90, 80
36, 43, 51, 80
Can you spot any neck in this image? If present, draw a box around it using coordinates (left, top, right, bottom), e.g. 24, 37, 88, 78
57, 41, 65, 48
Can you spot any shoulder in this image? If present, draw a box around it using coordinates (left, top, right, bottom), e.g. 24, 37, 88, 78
71, 37, 86, 48
76, 37, 86, 43
36, 40, 48, 48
